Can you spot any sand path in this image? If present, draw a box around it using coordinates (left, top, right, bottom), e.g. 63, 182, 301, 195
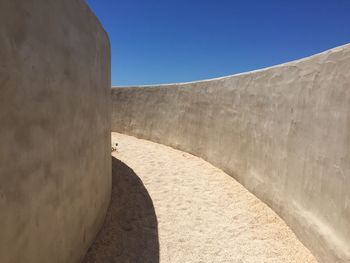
83, 132, 317, 263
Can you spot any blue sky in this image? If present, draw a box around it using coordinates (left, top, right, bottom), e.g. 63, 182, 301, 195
85, 0, 350, 86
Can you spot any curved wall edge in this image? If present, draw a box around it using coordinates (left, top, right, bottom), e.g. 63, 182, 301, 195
112, 43, 350, 263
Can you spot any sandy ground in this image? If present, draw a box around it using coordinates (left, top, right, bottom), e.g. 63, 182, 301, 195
83, 132, 317, 263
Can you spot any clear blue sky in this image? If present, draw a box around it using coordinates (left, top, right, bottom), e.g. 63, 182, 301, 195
85, 0, 350, 86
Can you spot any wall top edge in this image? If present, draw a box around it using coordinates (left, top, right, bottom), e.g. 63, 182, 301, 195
112, 43, 350, 89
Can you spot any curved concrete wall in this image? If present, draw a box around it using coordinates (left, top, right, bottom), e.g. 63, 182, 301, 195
112, 44, 350, 263
0, 1, 111, 262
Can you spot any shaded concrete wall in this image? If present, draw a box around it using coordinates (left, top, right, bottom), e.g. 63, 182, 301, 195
112, 44, 350, 263
0, 1, 111, 262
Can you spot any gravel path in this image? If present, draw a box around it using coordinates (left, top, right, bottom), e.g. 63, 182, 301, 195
84, 132, 317, 263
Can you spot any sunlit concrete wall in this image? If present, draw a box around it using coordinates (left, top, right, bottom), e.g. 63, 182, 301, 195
0, 1, 111, 262
112, 44, 350, 263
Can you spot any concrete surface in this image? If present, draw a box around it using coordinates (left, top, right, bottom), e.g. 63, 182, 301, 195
0, 1, 111, 262
85, 132, 316, 262
111, 44, 350, 263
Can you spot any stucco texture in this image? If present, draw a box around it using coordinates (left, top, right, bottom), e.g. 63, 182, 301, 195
0, 1, 111, 262
111, 44, 350, 263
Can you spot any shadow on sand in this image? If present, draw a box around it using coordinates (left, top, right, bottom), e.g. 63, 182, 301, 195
83, 157, 159, 263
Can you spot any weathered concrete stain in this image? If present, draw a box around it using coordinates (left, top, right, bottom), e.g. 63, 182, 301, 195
111, 44, 350, 263
0, 0, 111, 262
